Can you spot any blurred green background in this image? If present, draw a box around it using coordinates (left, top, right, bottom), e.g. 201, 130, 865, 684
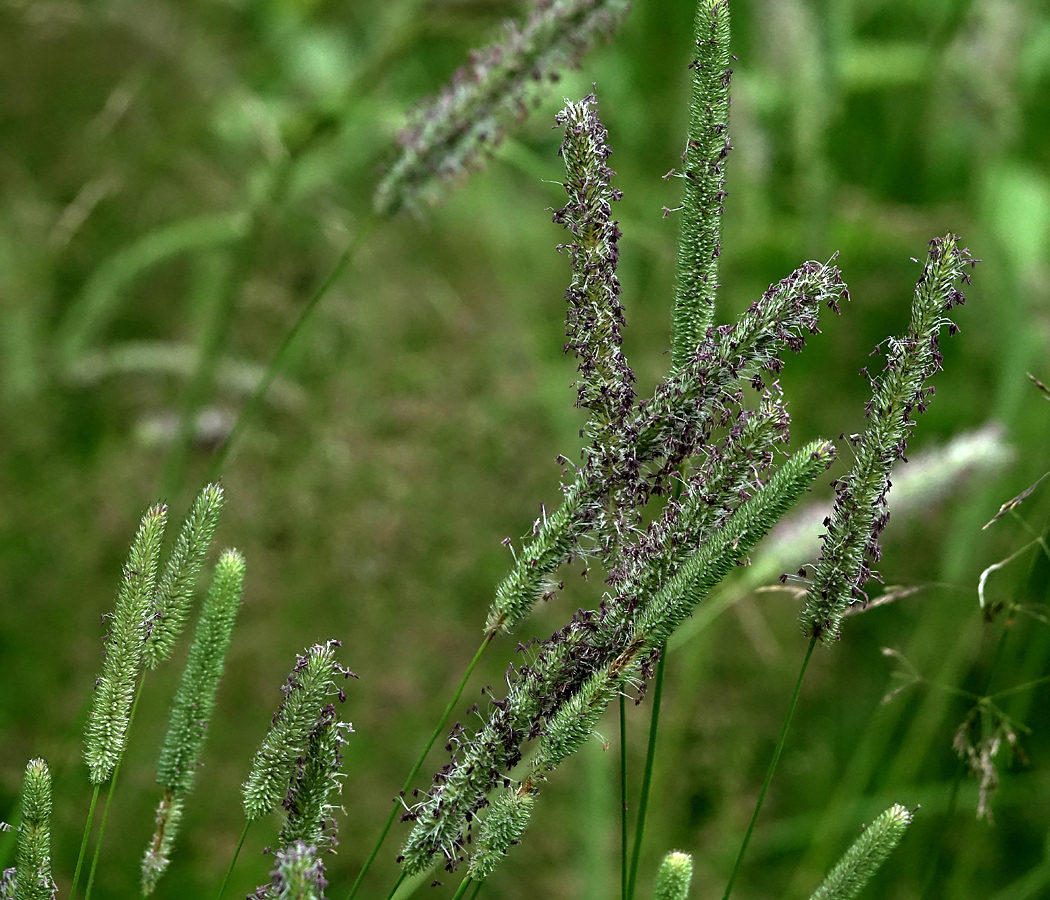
2, 0, 1050, 897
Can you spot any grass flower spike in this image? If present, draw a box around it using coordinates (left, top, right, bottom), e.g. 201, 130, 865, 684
671, 0, 732, 369
243, 641, 351, 821
142, 549, 245, 894
808, 805, 913, 900
653, 851, 693, 900
14, 759, 56, 900
375, 0, 631, 215
85, 504, 167, 784
801, 236, 976, 642
144, 483, 225, 669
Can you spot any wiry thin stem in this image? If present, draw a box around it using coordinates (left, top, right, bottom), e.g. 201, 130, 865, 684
626, 645, 667, 900
619, 694, 628, 900
70, 785, 100, 900
215, 820, 251, 900
722, 635, 816, 900
449, 876, 474, 900
346, 633, 493, 900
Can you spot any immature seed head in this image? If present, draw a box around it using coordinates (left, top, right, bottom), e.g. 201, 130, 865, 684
653, 851, 693, 900
16, 758, 56, 900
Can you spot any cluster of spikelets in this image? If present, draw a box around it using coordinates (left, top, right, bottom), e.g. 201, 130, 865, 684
2, 483, 354, 900
387, 0, 976, 888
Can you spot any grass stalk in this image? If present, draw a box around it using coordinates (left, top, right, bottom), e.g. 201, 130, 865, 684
625, 645, 667, 900
70, 784, 100, 900
215, 820, 251, 900
346, 632, 493, 900
620, 693, 628, 900
383, 869, 407, 900
450, 876, 474, 900
721, 635, 817, 900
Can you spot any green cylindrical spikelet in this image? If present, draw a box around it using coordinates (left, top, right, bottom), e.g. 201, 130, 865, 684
280, 718, 350, 849
536, 670, 619, 770
141, 792, 183, 896
671, 0, 732, 370
375, 0, 631, 215
142, 549, 244, 893
637, 440, 835, 647
808, 804, 913, 900
156, 549, 245, 796
15, 759, 55, 900
653, 851, 693, 900
145, 483, 224, 669
485, 481, 582, 635
85, 503, 167, 784
243, 642, 343, 821
272, 841, 326, 900
467, 789, 535, 881
800, 236, 974, 643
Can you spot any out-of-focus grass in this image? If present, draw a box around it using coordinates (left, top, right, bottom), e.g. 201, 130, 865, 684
1, 1, 1049, 898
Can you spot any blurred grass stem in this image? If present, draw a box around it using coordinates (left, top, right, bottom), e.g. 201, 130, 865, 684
620, 694, 628, 900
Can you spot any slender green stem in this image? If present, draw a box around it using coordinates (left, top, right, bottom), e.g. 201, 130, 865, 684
346, 633, 494, 900
383, 870, 407, 900
466, 879, 484, 900
721, 635, 817, 900
216, 820, 252, 900
619, 693, 628, 900
206, 213, 382, 483
70, 783, 100, 900
84, 669, 146, 900
450, 876, 474, 900
626, 645, 667, 900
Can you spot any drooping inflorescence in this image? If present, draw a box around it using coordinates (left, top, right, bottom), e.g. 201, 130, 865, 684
800, 235, 977, 643
374, 0, 631, 215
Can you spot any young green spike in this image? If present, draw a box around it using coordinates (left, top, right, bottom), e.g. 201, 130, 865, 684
85, 503, 167, 784
243, 642, 348, 821
279, 716, 351, 850
142, 549, 245, 894
653, 851, 693, 900
800, 236, 976, 643
671, 0, 732, 370
144, 483, 225, 669
466, 789, 535, 882
15, 759, 55, 900
808, 805, 913, 900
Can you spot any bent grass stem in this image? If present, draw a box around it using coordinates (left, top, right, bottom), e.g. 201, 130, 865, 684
721, 635, 817, 900
346, 633, 494, 900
